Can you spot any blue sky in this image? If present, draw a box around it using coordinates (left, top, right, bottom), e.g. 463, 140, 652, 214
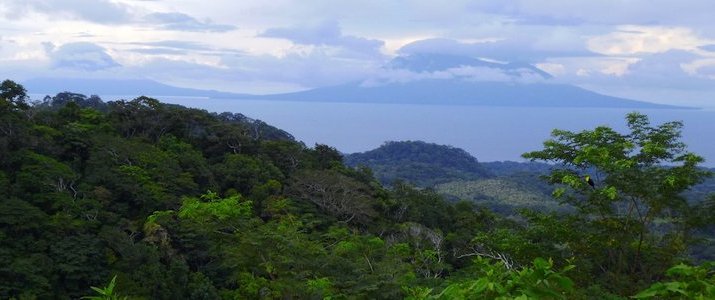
1, 0, 715, 107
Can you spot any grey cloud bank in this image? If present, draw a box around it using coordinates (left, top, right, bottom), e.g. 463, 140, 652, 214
0, 1, 714, 106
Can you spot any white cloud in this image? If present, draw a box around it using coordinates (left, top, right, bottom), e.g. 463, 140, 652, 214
259, 20, 385, 59
587, 26, 710, 55
472, 0, 715, 27
143, 12, 236, 32
0, 0, 714, 106
682, 58, 715, 78
361, 65, 546, 87
49, 42, 120, 71
2, 0, 134, 23
399, 37, 598, 63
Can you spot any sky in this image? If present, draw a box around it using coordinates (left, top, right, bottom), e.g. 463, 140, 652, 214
1, 0, 715, 107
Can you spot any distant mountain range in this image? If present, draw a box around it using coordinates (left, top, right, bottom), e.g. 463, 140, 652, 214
252, 80, 679, 108
23, 77, 250, 99
23, 53, 691, 109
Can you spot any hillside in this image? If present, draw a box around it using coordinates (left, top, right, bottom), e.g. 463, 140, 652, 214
1, 80, 713, 299
344, 140, 491, 187
345, 141, 561, 213
9, 81, 565, 298
434, 179, 563, 214
347, 141, 713, 214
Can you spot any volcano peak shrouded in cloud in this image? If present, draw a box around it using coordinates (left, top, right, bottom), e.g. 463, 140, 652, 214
1, 1, 715, 107
47, 42, 121, 71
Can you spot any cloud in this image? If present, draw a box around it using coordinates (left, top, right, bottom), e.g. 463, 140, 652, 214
361, 65, 531, 87
399, 38, 598, 63
587, 26, 707, 55
124, 40, 245, 57
49, 42, 120, 71
143, 12, 236, 32
124, 40, 209, 55
2, 0, 237, 34
693, 63, 715, 78
136, 40, 211, 51
219, 50, 382, 88
3, 0, 133, 23
699, 44, 715, 52
128, 48, 188, 55
540, 50, 715, 106
259, 20, 384, 58
470, 1, 715, 27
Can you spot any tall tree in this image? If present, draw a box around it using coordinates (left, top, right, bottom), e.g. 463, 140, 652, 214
523, 112, 712, 292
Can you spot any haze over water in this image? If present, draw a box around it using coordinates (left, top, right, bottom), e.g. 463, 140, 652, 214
155, 97, 715, 167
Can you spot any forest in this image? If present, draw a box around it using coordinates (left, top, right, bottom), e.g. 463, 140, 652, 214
1, 79, 714, 299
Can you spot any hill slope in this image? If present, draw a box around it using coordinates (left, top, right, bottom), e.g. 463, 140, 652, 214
344, 140, 491, 187
345, 141, 562, 212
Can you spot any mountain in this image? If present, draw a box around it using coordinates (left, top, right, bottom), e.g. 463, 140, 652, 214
22, 54, 691, 108
246, 53, 688, 108
255, 80, 683, 108
22, 77, 250, 99
344, 140, 491, 187
387, 53, 553, 79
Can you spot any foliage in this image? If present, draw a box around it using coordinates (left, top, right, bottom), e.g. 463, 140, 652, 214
523, 112, 712, 293
423, 257, 576, 299
82, 276, 126, 300
345, 140, 490, 187
633, 262, 715, 299
0, 80, 712, 299
435, 178, 561, 214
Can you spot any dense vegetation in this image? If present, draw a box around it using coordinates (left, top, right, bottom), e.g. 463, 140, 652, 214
345, 142, 561, 213
1, 79, 713, 299
344, 141, 490, 187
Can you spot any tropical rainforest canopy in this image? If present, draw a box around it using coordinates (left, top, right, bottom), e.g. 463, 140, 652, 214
0, 79, 713, 299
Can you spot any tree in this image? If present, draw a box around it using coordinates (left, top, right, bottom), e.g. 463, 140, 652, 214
0, 79, 28, 109
523, 112, 712, 292
415, 257, 576, 299
633, 262, 715, 299
288, 169, 377, 225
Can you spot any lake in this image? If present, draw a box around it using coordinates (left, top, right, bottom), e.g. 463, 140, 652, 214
119, 96, 715, 167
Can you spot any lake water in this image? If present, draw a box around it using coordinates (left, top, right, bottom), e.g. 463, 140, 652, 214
116, 96, 715, 167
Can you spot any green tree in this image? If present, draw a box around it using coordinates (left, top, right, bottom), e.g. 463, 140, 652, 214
418, 257, 576, 299
0, 79, 28, 109
523, 112, 712, 292
633, 262, 715, 299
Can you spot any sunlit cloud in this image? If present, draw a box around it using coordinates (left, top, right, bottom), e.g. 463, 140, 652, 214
587, 26, 710, 55
0, 0, 713, 106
